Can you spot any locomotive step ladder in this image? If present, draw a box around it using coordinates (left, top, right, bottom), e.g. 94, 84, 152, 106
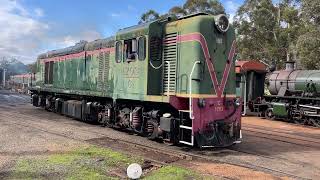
178, 110, 194, 146
178, 61, 201, 146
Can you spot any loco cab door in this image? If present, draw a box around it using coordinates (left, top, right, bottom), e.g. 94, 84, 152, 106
121, 37, 147, 98
147, 22, 165, 96
122, 38, 140, 95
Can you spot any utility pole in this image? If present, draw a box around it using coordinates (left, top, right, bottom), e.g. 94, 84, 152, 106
3, 68, 6, 88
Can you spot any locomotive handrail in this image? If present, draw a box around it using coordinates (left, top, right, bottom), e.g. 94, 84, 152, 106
189, 61, 201, 120
149, 61, 164, 69
242, 73, 247, 116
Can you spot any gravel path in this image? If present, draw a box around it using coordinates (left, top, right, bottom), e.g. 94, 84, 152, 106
0, 90, 319, 179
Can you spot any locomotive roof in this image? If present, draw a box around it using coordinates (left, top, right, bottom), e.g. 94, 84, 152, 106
117, 21, 153, 35
236, 60, 267, 73
38, 13, 218, 60
38, 36, 115, 59
116, 21, 156, 40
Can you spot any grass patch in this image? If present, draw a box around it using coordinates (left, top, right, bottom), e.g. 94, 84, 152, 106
11, 146, 214, 180
144, 165, 213, 180
11, 145, 142, 180
66, 166, 116, 180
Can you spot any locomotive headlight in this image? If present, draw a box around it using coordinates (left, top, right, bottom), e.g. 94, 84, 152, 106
214, 14, 229, 33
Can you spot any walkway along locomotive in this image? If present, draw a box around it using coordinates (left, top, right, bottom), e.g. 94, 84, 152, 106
29, 13, 242, 148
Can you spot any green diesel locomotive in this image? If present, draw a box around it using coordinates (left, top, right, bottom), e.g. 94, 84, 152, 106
30, 13, 242, 148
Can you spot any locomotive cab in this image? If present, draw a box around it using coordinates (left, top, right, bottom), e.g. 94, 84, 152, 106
156, 14, 242, 147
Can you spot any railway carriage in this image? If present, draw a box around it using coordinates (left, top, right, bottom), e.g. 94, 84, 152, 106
30, 13, 242, 148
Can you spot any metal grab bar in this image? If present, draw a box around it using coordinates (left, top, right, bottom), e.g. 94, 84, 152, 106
242, 74, 247, 116
189, 61, 201, 120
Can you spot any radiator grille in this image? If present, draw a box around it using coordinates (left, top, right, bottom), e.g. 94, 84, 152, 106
150, 37, 162, 61
104, 52, 110, 89
163, 33, 177, 95
97, 52, 110, 90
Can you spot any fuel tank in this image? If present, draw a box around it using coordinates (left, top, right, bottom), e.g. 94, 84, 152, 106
268, 61, 320, 95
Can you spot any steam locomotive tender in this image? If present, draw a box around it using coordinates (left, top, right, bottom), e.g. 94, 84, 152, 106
29, 13, 242, 148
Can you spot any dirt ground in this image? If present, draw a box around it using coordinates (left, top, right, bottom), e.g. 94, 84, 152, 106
0, 90, 319, 179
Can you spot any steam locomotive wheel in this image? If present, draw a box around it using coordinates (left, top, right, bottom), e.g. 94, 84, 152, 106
265, 108, 274, 120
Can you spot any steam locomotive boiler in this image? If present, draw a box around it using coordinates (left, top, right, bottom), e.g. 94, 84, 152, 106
260, 61, 320, 126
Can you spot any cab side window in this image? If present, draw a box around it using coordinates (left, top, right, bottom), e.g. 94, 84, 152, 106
138, 36, 146, 61
115, 41, 122, 63
124, 39, 137, 61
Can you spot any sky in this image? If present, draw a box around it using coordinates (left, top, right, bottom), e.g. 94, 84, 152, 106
0, 0, 243, 64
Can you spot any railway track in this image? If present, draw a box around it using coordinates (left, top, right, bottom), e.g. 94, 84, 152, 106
242, 124, 320, 149
0, 108, 313, 180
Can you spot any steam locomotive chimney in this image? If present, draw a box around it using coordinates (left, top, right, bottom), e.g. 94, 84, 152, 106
285, 61, 295, 71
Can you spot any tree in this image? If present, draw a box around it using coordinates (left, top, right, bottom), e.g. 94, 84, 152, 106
297, 28, 320, 69
234, 0, 278, 64
139, 10, 160, 24
234, 0, 302, 69
140, 0, 225, 22
296, 0, 320, 69
28, 62, 37, 74
182, 0, 225, 15
301, 0, 320, 26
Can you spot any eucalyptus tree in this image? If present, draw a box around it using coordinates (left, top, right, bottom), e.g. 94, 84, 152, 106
140, 0, 225, 22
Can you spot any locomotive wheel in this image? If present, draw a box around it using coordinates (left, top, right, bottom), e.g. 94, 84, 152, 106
265, 108, 274, 120
146, 119, 159, 140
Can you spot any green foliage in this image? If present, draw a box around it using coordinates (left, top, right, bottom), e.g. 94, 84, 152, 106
138, 0, 320, 70
141, 0, 225, 22
301, 0, 320, 25
0, 57, 29, 79
295, 0, 320, 69
234, 0, 304, 69
139, 10, 160, 24
297, 28, 320, 69
144, 165, 211, 180
11, 146, 141, 180
28, 62, 37, 74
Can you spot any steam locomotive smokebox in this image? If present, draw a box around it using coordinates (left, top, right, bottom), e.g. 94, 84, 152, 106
66, 100, 82, 120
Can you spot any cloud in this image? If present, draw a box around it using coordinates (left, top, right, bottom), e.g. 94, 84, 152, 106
127, 5, 137, 11
111, 13, 121, 17
0, 0, 102, 64
50, 30, 102, 48
34, 8, 44, 17
225, 0, 240, 14
224, 0, 241, 23
0, 0, 49, 63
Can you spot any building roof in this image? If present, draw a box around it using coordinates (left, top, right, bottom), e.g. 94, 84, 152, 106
236, 60, 267, 73
11, 74, 32, 78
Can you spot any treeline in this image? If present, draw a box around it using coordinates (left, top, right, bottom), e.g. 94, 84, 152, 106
0, 57, 29, 79
140, 0, 320, 70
